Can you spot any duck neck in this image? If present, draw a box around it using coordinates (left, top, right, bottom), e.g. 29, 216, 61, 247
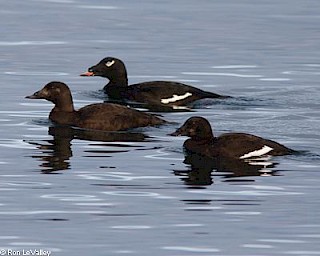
104, 74, 129, 98
108, 68, 129, 87
193, 135, 215, 144
107, 78, 128, 88
53, 93, 75, 112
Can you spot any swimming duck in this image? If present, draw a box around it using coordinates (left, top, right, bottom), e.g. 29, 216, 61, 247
26, 81, 166, 131
170, 116, 295, 159
81, 57, 230, 108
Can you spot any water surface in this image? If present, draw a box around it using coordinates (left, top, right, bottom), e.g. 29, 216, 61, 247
0, 0, 320, 255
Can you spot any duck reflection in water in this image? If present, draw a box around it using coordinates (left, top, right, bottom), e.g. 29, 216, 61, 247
173, 153, 278, 187
26, 125, 148, 174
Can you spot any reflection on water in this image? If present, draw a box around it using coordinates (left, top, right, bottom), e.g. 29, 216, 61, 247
25, 126, 148, 173
173, 153, 278, 187
27, 127, 72, 173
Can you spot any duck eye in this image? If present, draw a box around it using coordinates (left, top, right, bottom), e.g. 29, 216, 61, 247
105, 60, 115, 67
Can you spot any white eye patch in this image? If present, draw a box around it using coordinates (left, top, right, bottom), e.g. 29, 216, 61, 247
105, 60, 115, 67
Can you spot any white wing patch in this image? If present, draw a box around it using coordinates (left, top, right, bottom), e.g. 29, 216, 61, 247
106, 60, 115, 67
161, 92, 192, 104
239, 145, 273, 159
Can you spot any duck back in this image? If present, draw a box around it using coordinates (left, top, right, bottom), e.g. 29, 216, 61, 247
214, 133, 294, 159
124, 81, 227, 106
76, 103, 165, 131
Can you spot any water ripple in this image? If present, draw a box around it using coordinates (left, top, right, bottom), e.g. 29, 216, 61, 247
4, 71, 68, 76
212, 65, 258, 69
34, 0, 75, 3
303, 64, 320, 67
41, 194, 102, 202
283, 71, 320, 76
77, 5, 119, 10
172, 223, 204, 227
284, 251, 320, 255
0, 210, 106, 215
9, 242, 42, 246
259, 78, 291, 81
0, 181, 51, 188
162, 246, 220, 253
184, 206, 223, 211
182, 72, 263, 78
0, 139, 35, 149
225, 211, 261, 215
240, 185, 285, 190
101, 191, 161, 197
297, 234, 320, 238
130, 75, 176, 79
78, 172, 168, 181
188, 190, 304, 196
0, 236, 20, 240
0, 41, 67, 46
242, 243, 274, 249
144, 148, 183, 160
73, 202, 115, 206
258, 239, 306, 244
110, 225, 152, 230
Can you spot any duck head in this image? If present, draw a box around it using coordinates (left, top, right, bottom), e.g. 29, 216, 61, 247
80, 57, 128, 82
170, 116, 214, 140
26, 81, 74, 111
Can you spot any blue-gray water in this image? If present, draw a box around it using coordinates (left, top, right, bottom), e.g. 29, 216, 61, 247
1, 0, 320, 255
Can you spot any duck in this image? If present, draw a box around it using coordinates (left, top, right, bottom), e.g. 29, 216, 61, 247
26, 81, 166, 131
170, 116, 295, 159
81, 57, 230, 108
